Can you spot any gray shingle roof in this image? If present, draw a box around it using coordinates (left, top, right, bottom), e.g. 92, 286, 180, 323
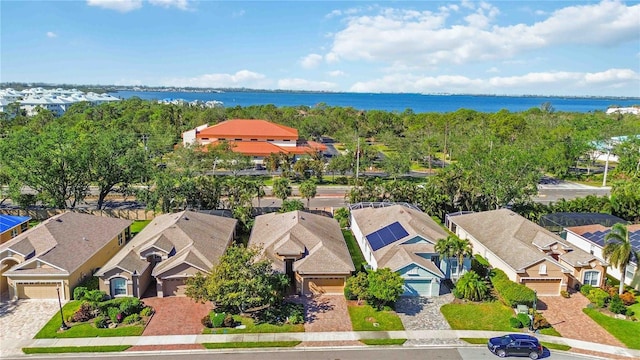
1, 212, 132, 276
249, 211, 355, 275
96, 210, 236, 277
449, 209, 597, 272
351, 205, 448, 271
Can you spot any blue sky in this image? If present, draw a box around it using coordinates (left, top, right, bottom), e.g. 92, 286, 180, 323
1, 0, 639, 96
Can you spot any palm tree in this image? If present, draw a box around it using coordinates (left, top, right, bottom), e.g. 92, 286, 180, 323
604, 223, 639, 295
455, 271, 489, 301
435, 235, 472, 281
299, 180, 317, 209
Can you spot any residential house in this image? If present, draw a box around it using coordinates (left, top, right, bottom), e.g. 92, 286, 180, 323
96, 210, 237, 298
565, 224, 640, 291
0, 214, 31, 244
248, 210, 355, 296
350, 203, 457, 297
181, 119, 326, 165
447, 209, 608, 295
0, 212, 132, 300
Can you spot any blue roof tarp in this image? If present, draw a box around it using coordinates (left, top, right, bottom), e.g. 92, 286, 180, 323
0, 215, 31, 233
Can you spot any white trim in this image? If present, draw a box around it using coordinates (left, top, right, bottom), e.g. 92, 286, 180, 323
9, 256, 67, 273
583, 270, 601, 287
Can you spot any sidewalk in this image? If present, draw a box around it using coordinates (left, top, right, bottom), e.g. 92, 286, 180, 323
23, 330, 640, 358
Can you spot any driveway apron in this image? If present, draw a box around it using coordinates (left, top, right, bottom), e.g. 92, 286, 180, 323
0, 299, 61, 357
141, 296, 211, 336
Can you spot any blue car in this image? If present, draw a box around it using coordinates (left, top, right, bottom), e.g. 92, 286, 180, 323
487, 334, 543, 359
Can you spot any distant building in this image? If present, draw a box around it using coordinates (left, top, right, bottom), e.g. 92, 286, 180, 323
606, 107, 640, 115
0, 214, 31, 244
182, 119, 326, 164
0, 87, 121, 117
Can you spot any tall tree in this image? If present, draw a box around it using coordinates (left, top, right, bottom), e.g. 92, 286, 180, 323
272, 178, 292, 201
435, 235, 472, 281
604, 223, 639, 295
299, 180, 317, 208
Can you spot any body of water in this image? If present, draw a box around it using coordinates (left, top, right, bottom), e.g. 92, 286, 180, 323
110, 90, 640, 113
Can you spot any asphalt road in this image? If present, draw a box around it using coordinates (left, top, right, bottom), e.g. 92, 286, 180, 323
4, 346, 604, 360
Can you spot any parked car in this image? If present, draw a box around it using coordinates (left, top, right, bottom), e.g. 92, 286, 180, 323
487, 334, 544, 359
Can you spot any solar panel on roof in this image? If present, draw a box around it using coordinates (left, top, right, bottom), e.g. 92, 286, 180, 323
366, 221, 409, 251
583, 232, 593, 237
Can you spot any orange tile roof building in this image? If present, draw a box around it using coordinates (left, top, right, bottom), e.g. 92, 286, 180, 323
182, 119, 326, 163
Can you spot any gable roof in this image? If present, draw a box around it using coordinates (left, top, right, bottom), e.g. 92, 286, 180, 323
96, 210, 237, 278
248, 211, 355, 275
197, 119, 298, 139
449, 209, 598, 272
0, 214, 31, 234
1, 212, 132, 276
351, 204, 448, 269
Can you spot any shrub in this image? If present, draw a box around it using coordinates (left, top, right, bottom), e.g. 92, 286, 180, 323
333, 207, 350, 228
620, 291, 637, 306
201, 315, 212, 328
119, 297, 142, 317
72, 302, 95, 323
76, 276, 99, 291
580, 284, 594, 296
560, 290, 570, 298
140, 306, 154, 317
509, 317, 523, 328
605, 286, 619, 297
625, 309, 635, 317
223, 313, 235, 328
489, 269, 536, 307
533, 312, 550, 329
470, 257, 489, 278
123, 313, 141, 325
609, 295, 627, 315
73, 287, 88, 300
587, 288, 610, 308
84, 290, 107, 303
211, 312, 226, 328
94, 316, 108, 329
517, 313, 531, 327
108, 307, 121, 324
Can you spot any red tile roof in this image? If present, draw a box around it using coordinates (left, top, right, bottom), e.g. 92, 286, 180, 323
197, 119, 298, 140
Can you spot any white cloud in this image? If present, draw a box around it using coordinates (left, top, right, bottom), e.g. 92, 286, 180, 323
86, 0, 143, 12
326, 1, 639, 68
300, 54, 323, 69
46, 31, 57, 38
348, 68, 639, 95
277, 78, 338, 91
148, 0, 190, 11
163, 70, 270, 88
327, 70, 345, 77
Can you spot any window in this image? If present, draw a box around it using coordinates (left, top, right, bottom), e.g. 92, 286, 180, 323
11, 228, 18, 238
408, 267, 419, 276
539, 264, 547, 275
21, 223, 28, 232
583, 270, 600, 286
450, 259, 458, 275
111, 278, 127, 296
626, 265, 636, 281
118, 233, 125, 246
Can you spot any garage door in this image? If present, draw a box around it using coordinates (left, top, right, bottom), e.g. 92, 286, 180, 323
521, 279, 561, 296
306, 278, 345, 295
17, 283, 59, 299
403, 279, 432, 296
162, 278, 187, 297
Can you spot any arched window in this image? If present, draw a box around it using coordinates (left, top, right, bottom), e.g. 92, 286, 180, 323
583, 271, 600, 286
110, 278, 127, 297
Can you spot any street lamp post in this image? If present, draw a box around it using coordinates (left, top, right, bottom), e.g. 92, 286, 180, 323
56, 286, 69, 331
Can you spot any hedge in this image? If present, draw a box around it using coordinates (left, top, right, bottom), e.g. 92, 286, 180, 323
490, 269, 536, 307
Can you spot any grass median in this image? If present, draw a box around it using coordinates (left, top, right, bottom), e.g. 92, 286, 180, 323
23, 346, 131, 354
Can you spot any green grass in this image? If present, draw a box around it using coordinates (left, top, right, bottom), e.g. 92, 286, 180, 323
539, 327, 562, 337
583, 308, 640, 349
440, 301, 515, 331
202, 315, 304, 334
202, 341, 301, 349
360, 339, 407, 345
23, 346, 131, 354
348, 304, 405, 331
460, 338, 570, 351
342, 229, 367, 271
130, 220, 151, 235
34, 301, 144, 339
629, 297, 640, 317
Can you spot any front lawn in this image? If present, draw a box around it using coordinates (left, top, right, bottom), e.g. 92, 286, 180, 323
348, 304, 404, 331
583, 308, 640, 349
23, 346, 131, 354
35, 301, 144, 339
342, 230, 366, 271
202, 315, 304, 334
441, 301, 515, 331
202, 341, 301, 349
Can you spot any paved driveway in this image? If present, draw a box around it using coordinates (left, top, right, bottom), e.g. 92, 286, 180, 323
395, 294, 464, 346
0, 298, 61, 357
141, 296, 211, 336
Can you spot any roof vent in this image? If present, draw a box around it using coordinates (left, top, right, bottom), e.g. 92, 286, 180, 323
83, 237, 88, 241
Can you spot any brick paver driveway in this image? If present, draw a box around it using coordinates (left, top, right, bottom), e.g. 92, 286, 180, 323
141, 296, 211, 336
538, 292, 629, 359
0, 298, 61, 357
289, 295, 357, 347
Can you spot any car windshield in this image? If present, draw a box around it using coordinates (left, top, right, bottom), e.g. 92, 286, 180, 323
499, 336, 512, 345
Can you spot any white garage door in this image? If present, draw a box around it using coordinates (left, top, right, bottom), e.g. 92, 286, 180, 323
403, 279, 432, 296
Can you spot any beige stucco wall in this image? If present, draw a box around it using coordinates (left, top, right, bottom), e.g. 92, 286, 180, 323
157, 263, 203, 279
1, 222, 29, 244
520, 260, 566, 279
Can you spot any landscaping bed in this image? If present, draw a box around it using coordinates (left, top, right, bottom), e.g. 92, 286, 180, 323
201, 303, 305, 334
